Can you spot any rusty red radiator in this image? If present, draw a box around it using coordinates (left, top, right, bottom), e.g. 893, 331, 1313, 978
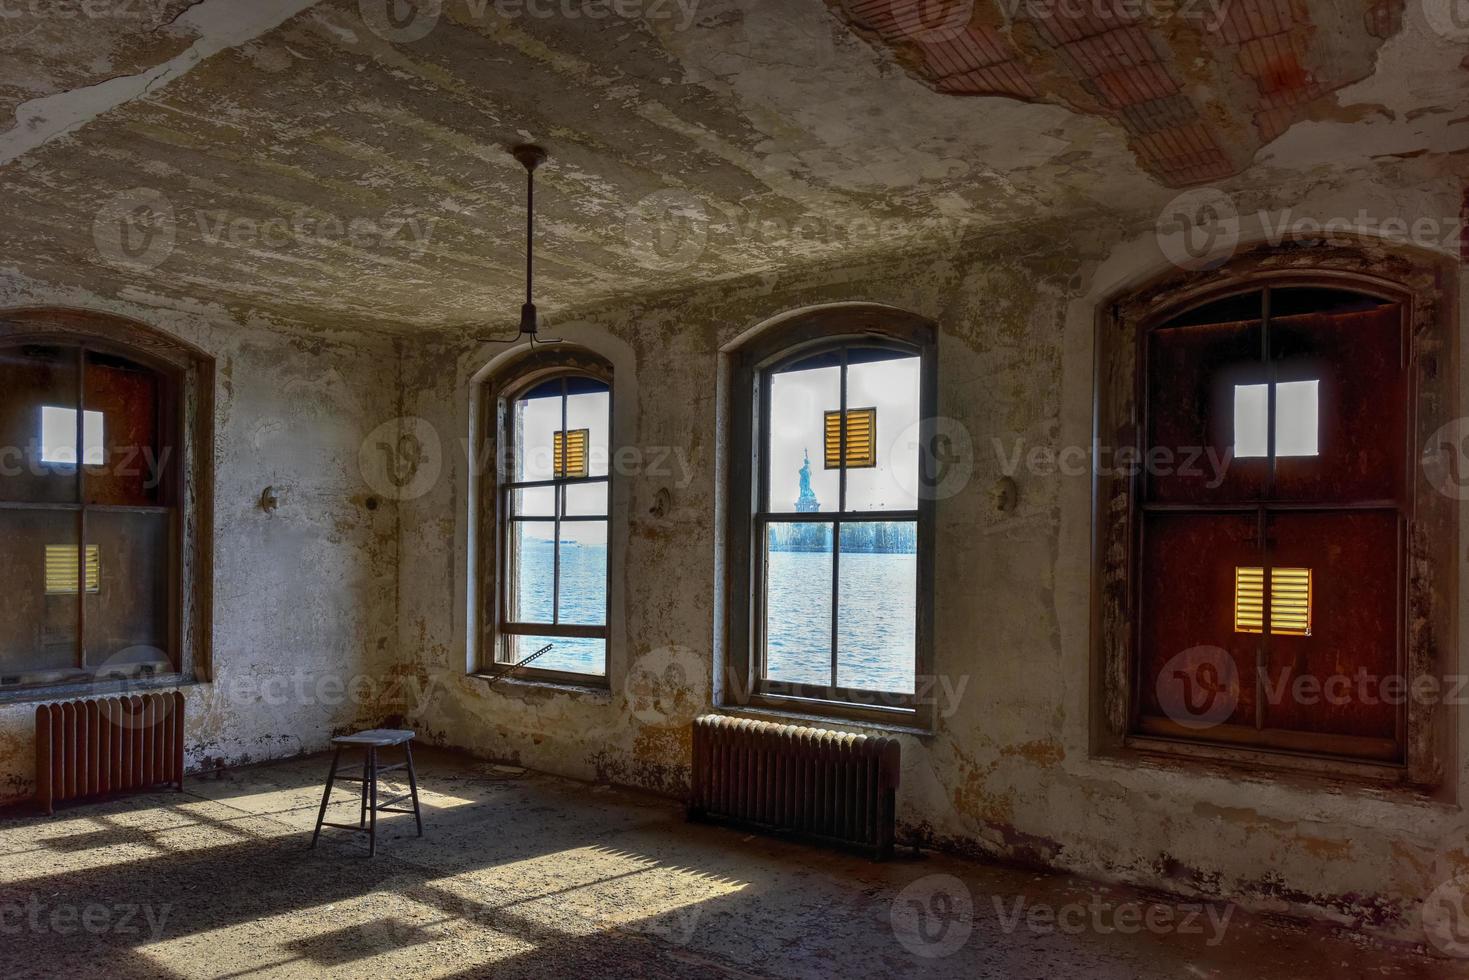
35, 692, 185, 814
688, 715, 901, 860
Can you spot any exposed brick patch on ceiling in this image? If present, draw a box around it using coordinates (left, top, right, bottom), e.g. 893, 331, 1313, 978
828, 0, 1402, 187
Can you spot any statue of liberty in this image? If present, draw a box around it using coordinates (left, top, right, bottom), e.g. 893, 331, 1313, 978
795, 449, 820, 513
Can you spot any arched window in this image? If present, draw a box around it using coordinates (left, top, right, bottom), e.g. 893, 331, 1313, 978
1136, 284, 1407, 761
0, 310, 212, 693
481, 349, 611, 682
727, 307, 936, 724
1096, 248, 1456, 784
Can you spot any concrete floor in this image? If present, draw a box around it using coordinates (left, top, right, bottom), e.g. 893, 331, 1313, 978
0, 749, 1462, 979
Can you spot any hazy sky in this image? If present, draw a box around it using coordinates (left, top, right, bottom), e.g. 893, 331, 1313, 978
515, 389, 609, 545
767, 355, 920, 513
508, 352, 922, 548
1233, 381, 1318, 458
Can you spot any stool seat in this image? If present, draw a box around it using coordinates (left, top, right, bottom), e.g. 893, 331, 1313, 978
332, 729, 415, 747
311, 729, 423, 856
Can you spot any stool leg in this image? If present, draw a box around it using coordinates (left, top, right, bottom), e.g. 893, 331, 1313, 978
358, 750, 370, 829
404, 741, 423, 837
367, 747, 378, 858
310, 748, 342, 849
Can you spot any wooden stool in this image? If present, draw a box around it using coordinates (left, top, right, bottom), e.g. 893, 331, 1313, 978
310, 729, 422, 856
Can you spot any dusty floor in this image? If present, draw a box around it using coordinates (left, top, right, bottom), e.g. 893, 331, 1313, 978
0, 749, 1462, 979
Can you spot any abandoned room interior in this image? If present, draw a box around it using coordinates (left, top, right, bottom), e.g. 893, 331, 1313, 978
0, 0, 1468, 976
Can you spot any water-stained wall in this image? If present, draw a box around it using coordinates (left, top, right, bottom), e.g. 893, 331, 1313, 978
0, 274, 401, 800
397, 182, 1469, 942
0, 181, 1462, 945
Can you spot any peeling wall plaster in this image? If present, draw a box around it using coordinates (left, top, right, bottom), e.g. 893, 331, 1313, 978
397, 179, 1469, 941
0, 272, 401, 800
0, 174, 1462, 943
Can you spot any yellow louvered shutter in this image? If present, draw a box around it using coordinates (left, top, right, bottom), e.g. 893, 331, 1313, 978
823, 408, 877, 469
1234, 566, 1311, 636
45, 545, 99, 595
1269, 567, 1311, 636
553, 428, 589, 478
1234, 566, 1264, 633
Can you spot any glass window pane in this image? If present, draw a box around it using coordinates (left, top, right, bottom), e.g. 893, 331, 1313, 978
512, 383, 561, 482
558, 520, 607, 626
1233, 383, 1268, 458
766, 360, 840, 513
1275, 379, 1318, 457
40, 407, 103, 466
837, 522, 916, 693
84, 350, 163, 506
844, 351, 920, 512
563, 481, 607, 517
0, 344, 79, 504
764, 521, 833, 686
507, 520, 556, 624
84, 511, 171, 674
565, 379, 610, 478
506, 633, 605, 676
511, 486, 556, 517
0, 509, 80, 681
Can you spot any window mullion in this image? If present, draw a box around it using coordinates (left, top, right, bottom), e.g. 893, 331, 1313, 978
830, 518, 841, 692
834, 349, 851, 690
1263, 285, 1277, 493
75, 345, 86, 673
1259, 287, 1273, 731
553, 379, 568, 625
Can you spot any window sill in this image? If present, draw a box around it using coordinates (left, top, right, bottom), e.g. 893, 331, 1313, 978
715, 701, 934, 739
468, 672, 611, 701
1111, 734, 1431, 794
0, 674, 201, 706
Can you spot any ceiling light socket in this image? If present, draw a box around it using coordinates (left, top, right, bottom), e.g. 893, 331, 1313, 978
511, 144, 547, 171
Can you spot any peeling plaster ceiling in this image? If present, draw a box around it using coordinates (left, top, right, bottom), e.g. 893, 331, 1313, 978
0, 0, 1463, 335
828, 0, 1408, 186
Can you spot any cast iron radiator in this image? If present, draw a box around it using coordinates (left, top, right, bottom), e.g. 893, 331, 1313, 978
35, 692, 185, 814
688, 715, 900, 859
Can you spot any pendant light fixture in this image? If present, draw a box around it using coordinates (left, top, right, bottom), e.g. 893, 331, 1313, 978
486, 143, 560, 346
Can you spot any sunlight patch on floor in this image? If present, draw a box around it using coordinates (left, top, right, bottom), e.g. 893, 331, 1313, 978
430, 843, 748, 942
137, 889, 539, 980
